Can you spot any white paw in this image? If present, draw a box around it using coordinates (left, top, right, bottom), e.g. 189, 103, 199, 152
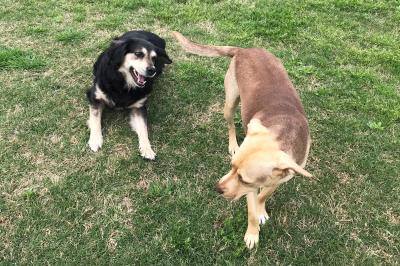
88, 135, 103, 152
228, 143, 239, 156
258, 209, 269, 224
244, 231, 259, 249
140, 145, 156, 160
259, 212, 270, 225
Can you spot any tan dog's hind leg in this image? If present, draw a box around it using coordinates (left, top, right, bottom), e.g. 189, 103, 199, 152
224, 59, 240, 155
244, 191, 260, 249
256, 185, 279, 225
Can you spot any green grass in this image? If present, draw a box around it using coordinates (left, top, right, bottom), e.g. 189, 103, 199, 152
0, 47, 47, 70
1, 0, 399, 264
56, 29, 86, 44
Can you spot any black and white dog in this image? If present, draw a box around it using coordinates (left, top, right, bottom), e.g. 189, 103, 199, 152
86, 31, 172, 160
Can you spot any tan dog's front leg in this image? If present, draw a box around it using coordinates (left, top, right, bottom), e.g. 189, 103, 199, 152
256, 185, 279, 225
244, 191, 260, 249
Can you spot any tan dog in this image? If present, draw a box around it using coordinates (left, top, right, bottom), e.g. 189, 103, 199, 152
173, 31, 312, 249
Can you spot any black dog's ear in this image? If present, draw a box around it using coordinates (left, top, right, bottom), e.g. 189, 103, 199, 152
155, 47, 172, 64
107, 40, 128, 68
111, 39, 125, 45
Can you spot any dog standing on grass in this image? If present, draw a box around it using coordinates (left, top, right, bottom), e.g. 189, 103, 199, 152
87, 31, 172, 160
173, 31, 312, 249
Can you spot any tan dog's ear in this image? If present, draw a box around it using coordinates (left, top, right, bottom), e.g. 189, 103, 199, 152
277, 151, 312, 178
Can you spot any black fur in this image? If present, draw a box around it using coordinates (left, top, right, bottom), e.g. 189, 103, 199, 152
87, 31, 172, 109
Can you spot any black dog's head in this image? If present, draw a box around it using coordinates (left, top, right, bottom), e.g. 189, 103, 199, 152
108, 38, 172, 88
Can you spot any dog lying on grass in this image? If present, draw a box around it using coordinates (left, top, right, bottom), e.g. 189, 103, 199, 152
86, 31, 172, 160
173, 31, 312, 249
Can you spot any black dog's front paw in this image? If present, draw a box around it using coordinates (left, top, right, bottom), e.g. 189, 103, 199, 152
140, 145, 156, 160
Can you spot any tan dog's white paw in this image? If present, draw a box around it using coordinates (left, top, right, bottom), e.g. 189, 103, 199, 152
88, 135, 103, 152
244, 231, 259, 249
258, 209, 270, 225
140, 145, 156, 160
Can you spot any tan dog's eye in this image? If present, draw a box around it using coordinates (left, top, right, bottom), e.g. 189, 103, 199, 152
238, 174, 251, 185
134, 52, 144, 58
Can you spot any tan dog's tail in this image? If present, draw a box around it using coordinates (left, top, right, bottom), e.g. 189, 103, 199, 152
172, 31, 239, 57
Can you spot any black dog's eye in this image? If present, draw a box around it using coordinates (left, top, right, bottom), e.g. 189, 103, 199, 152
238, 174, 251, 185
134, 52, 144, 58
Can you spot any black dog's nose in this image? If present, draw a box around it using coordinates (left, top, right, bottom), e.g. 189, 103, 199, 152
146, 67, 156, 76
216, 183, 224, 194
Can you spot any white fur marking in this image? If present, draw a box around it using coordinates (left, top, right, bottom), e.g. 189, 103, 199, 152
259, 213, 270, 225
118, 55, 137, 88
128, 97, 147, 109
95, 85, 114, 106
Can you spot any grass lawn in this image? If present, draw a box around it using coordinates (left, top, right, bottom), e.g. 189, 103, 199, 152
1, 0, 399, 264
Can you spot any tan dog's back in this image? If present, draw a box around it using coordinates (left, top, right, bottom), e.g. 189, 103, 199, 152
234, 48, 310, 165
173, 31, 310, 165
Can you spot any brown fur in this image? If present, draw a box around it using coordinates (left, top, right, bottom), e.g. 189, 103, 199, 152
173, 31, 312, 249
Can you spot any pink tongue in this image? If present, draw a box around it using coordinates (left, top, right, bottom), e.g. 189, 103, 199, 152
138, 74, 145, 84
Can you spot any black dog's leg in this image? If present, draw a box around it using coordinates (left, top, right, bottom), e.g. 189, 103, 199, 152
129, 107, 156, 160
87, 87, 104, 152
87, 103, 104, 152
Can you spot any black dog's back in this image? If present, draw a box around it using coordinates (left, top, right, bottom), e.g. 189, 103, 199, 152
117, 31, 166, 49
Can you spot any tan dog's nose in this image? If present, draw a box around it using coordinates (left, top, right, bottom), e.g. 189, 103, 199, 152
216, 183, 224, 194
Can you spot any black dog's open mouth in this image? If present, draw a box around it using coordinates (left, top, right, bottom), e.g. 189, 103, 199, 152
130, 67, 146, 87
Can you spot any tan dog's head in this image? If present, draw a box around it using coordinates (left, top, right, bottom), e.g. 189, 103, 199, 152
217, 120, 312, 200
